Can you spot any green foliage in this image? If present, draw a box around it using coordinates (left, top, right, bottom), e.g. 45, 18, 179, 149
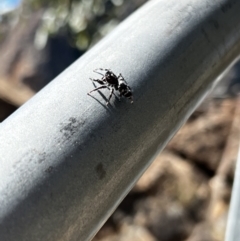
1, 0, 147, 51
25, 0, 128, 50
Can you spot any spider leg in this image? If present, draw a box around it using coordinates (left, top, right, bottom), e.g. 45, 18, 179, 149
106, 88, 114, 106
93, 68, 112, 75
90, 78, 105, 85
93, 69, 104, 76
88, 85, 109, 94
97, 68, 111, 72
94, 68, 113, 75
129, 96, 133, 104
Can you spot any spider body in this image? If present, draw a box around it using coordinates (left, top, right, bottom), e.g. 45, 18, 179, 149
88, 68, 133, 105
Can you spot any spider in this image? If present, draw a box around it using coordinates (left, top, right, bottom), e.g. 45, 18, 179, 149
88, 68, 133, 105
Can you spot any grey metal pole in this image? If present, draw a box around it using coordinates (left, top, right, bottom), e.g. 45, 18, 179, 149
225, 144, 240, 241
1, 0, 240, 240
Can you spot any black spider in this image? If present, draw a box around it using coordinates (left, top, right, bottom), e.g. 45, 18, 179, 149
88, 68, 133, 105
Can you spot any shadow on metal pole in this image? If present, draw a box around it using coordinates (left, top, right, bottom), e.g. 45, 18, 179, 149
1, 0, 240, 240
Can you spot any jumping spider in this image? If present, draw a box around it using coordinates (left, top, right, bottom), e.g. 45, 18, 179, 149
88, 68, 133, 105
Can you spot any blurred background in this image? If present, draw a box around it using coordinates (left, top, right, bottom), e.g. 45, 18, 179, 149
1, 0, 240, 240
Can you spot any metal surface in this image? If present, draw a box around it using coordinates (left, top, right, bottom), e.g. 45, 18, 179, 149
1, 0, 240, 240
225, 144, 240, 241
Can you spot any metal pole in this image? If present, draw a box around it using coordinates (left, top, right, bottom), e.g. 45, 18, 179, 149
1, 0, 240, 240
225, 144, 240, 241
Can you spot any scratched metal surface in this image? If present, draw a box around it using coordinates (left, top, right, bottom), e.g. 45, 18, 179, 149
0, 0, 240, 240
